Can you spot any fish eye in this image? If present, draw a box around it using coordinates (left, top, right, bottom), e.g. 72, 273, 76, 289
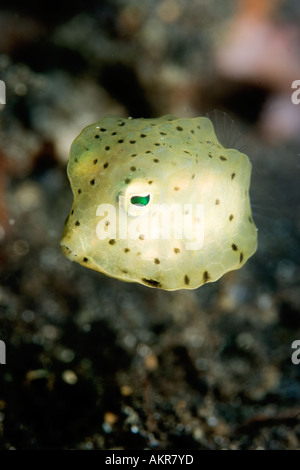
130, 195, 150, 207
120, 181, 156, 216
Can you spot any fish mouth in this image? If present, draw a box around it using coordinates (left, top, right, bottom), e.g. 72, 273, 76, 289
60, 241, 78, 262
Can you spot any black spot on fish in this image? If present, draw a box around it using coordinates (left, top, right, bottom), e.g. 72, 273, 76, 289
118, 139, 124, 143
215, 199, 220, 205
109, 239, 116, 245
130, 140, 136, 144
130, 166, 136, 171
232, 243, 238, 251
95, 135, 100, 139
125, 178, 131, 184
174, 248, 180, 254
231, 173, 236, 180
140, 134, 147, 138
105, 146, 110, 151
83, 257, 88, 262
100, 128, 107, 132
142, 278, 162, 288
229, 214, 234, 221
104, 162, 109, 168
90, 179, 95, 185
78, 189, 81, 194
154, 258, 160, 264
240, 253, 244, 263
176, 126, 183, 131
93, 159, 98, 164
75, 221, 80, 226
184, 275, 190, 285
203, 271, 209, 283
124, 248, 130, 253
153, 159, 159, 163
219, 156, 227, 161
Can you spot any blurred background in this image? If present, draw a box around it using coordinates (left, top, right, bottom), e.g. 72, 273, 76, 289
0, 0, 300, 450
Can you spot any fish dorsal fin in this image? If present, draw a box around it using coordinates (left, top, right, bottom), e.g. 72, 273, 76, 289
205, 109, 246, 152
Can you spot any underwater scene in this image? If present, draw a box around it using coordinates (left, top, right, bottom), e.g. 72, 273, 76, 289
0, 0, 300, 450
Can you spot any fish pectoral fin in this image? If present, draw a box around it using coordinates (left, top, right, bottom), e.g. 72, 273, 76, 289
205, 109, 246, 152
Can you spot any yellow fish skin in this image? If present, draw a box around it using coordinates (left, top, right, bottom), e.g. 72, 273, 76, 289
60, 115, 257, 291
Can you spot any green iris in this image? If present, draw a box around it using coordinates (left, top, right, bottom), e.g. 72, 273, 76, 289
130, 195, 150, 207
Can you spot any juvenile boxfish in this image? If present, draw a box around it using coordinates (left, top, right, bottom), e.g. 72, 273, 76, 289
61, 114, 257, 290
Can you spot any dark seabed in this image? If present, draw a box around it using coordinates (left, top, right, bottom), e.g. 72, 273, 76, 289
0, 0, 300, 449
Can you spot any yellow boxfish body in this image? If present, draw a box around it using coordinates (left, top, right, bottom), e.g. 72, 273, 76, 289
61, 115, 257, 290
